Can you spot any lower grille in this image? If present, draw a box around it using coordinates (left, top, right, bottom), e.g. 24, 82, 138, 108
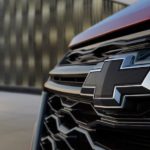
38, 92, 150, 150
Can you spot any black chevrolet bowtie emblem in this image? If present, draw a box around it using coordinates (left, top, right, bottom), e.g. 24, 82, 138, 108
81, 57, 150, 108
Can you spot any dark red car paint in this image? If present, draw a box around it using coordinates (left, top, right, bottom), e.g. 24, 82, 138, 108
69, 0, 150, 49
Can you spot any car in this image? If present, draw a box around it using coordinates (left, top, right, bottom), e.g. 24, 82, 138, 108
32, 0, 150, 149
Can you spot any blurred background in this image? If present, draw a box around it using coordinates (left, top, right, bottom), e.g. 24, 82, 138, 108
0, 0, 127, 90
0, 0, 139, 149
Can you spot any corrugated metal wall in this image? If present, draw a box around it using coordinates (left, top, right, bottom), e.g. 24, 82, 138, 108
0, 0, 126, 89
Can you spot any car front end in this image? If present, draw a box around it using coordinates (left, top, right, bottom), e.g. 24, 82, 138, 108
32, 0, 150, 149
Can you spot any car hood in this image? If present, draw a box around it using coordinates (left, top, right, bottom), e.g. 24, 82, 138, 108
69, 0, 150, 49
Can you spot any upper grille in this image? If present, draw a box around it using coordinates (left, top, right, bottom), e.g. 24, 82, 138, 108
61, 36, 150, 65
50, 75, 86, 86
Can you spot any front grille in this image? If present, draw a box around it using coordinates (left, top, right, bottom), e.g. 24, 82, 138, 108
34, 35, 150, 150
39, 93, 150, 150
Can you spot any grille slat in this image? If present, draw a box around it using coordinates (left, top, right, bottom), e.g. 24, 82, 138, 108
51, 76, 86, 86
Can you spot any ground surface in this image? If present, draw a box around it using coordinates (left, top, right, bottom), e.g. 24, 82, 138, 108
0, 92, 41, 150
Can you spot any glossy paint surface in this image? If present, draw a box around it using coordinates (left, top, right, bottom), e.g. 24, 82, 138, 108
69, 0, 150, 48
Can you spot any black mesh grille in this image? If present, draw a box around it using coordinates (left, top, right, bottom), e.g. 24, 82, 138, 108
38, 92, 150, 150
